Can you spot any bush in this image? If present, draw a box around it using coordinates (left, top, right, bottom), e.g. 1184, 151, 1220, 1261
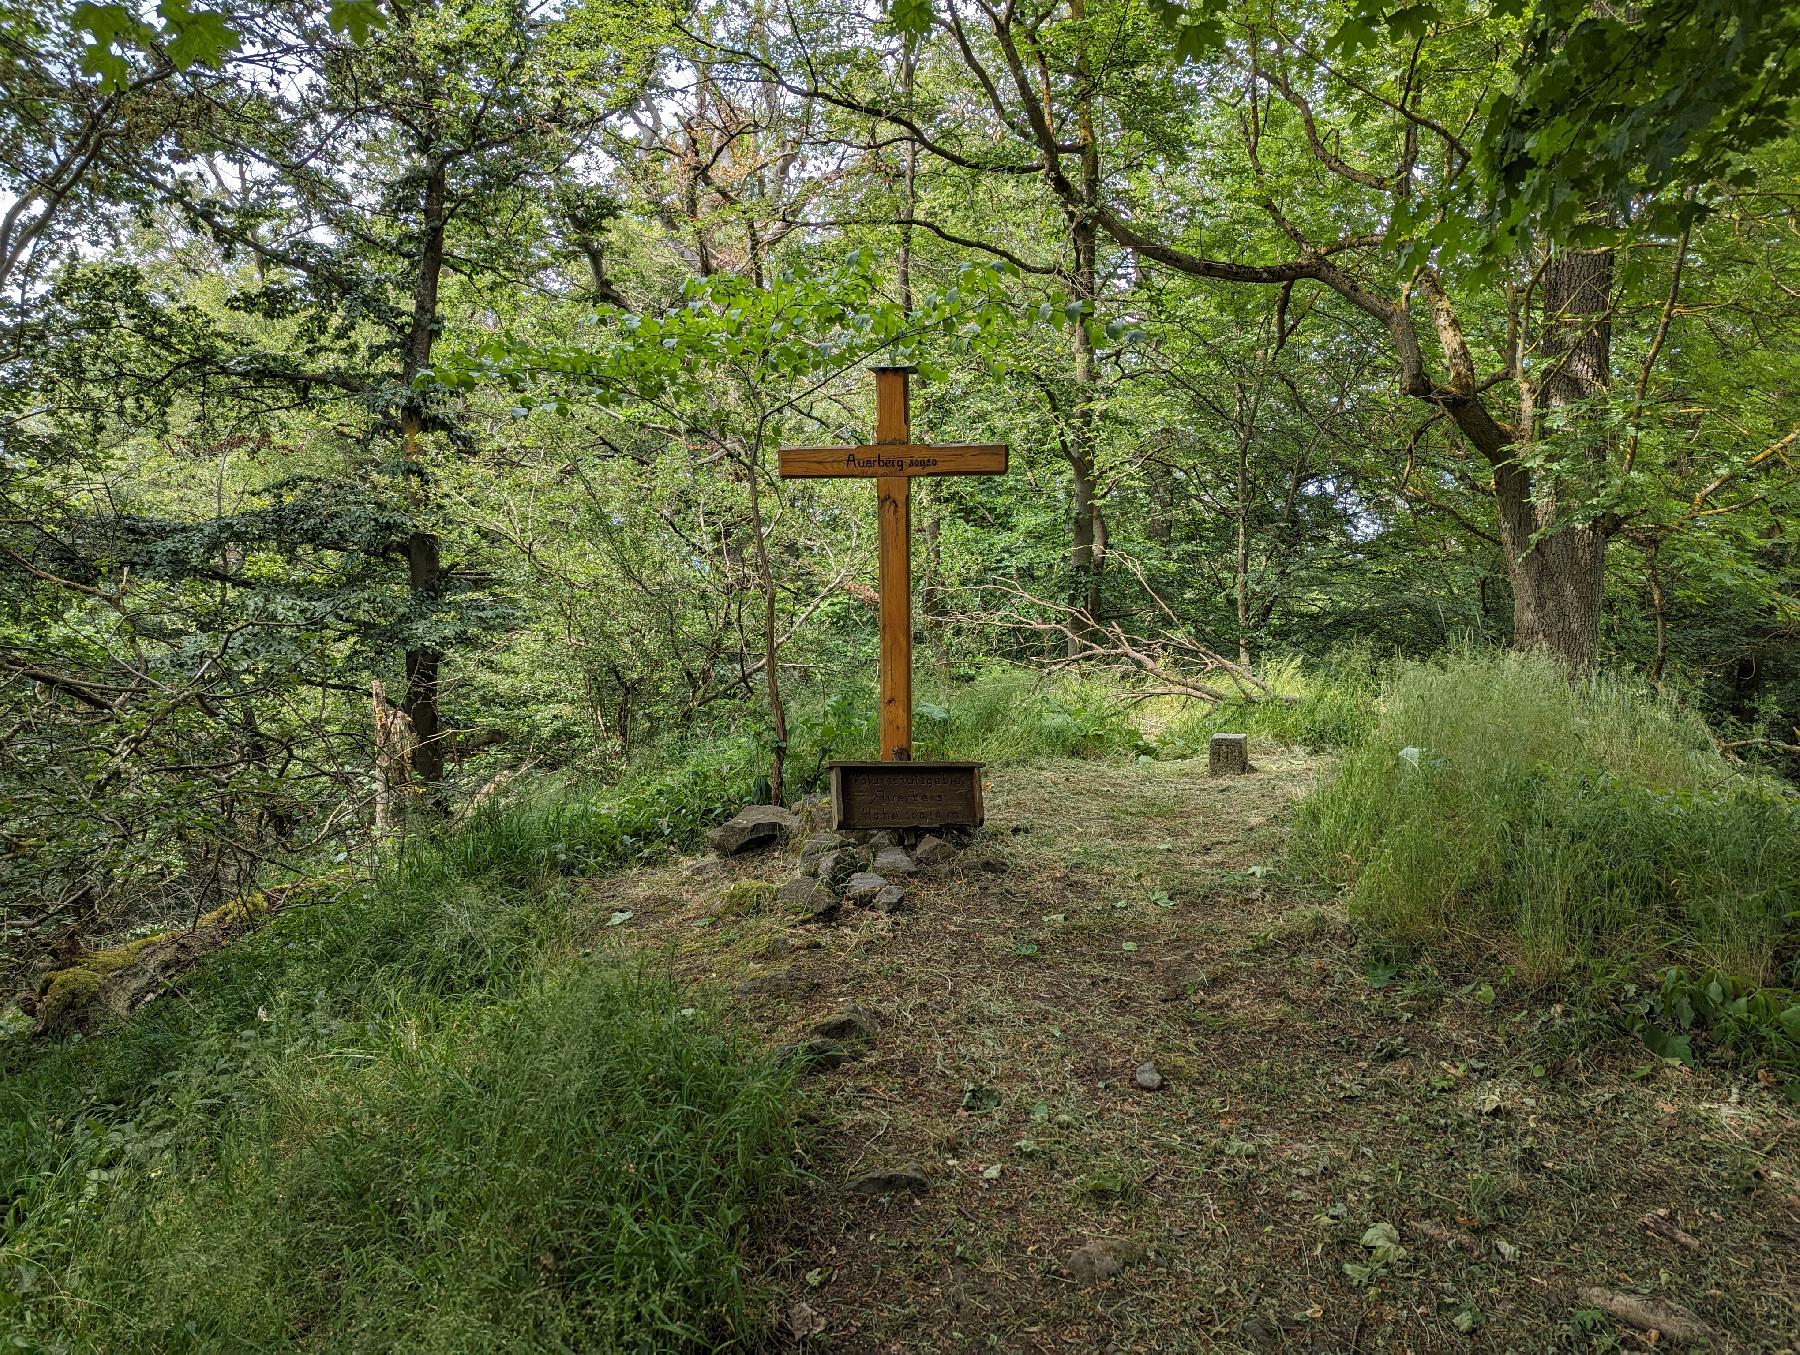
1291, 650, 1799, 987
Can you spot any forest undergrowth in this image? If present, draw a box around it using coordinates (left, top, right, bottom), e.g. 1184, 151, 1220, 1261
2, 654, 1795, 1349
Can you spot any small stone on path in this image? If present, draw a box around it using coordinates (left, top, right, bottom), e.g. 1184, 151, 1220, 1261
847, 1165, 930, 1197
1066, 1238, 1143, 1285
872, 846, 918, 876
913, 834, 956, 866
843, 871, 888, 901
733, 968, 797, 998
872, 884, 908, 913
1134, 1062, 1164, 1091
799, 831, 843, 864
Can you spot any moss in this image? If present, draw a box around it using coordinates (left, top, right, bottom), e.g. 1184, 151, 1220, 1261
36, 967, 105, 1027
715, 880, 778, 918
197, 891, 269, 930
32, 879, 303, 1033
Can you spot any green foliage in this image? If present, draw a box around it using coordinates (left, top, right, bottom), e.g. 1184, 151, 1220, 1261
0, 771, 791, 1349
69, 0, 386, 86
5, 964, 796, 1349
1480, 0, 1800, 243
1157, 653, 1381, 754
1292, 651, 1799, 986
1622, 965, 1799, 1097
914, 667, 1152, 763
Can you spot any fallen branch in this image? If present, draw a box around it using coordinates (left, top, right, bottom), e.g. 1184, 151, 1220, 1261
944, 567, 1296, 709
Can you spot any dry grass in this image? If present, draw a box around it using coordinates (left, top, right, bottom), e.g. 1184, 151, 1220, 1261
582, 751, 1799, 1353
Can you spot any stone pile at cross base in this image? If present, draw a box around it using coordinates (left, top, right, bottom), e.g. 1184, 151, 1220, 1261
702, 797, 977, 925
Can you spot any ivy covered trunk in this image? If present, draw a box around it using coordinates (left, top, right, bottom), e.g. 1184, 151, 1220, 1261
1497, 247, 1615, 672
399, 157, 449, 790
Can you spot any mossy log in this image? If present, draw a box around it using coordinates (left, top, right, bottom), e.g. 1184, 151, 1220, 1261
29, 880, 328, 1035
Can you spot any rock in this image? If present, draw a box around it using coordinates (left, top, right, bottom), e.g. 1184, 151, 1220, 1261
793, 795, 833, 833
913, 834, 956, 866
1134, 1062, 1164, 1091
1066, 1238, 1143, 1285
681, 856, 726, 878
758, 935, 792, 962
1238, 1317, 1281, 1346
872, 846, 918, 876
776, 876, 837, 921
842, 871, 889, 902
708, 804, 800, 855
1208, 733, 1250, 777
785, 1300, 827, 1340
866, 829, 901, 851
815, 847, 864, 887
872, 885, 908, 913
847, 1165, 930, 1197
1235, 1315, 1280, 1349
799, 831, 843, 865
813, 1006, 880, 1042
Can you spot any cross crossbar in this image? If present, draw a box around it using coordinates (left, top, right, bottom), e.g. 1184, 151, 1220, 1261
776, 443, 1008, 478
778, 367, 1009, 764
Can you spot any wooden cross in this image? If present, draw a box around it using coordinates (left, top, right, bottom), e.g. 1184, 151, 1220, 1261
780, 366, 1009, 766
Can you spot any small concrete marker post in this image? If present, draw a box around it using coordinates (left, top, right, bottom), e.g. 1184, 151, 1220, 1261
1209, 733, 1250, 777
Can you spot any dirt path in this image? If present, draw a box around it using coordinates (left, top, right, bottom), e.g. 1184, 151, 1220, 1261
592, 754, 1799, 1353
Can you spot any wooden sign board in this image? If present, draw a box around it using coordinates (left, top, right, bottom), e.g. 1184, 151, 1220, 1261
829, 761, 985, 830
778, 444, 1008, 479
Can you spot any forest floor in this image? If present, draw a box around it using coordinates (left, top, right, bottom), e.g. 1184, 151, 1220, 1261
586, 752, 1799, 1354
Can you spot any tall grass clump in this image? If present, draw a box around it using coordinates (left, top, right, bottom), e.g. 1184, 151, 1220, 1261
0, 763, 790, 1352
1292, 650, 1799, 987
786, 664, 1152, 772
6, 966, 797, 1350
920, 665, 1153, 762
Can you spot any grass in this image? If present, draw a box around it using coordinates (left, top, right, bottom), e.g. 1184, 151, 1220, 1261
606, 750, 1798, 1351
0, 774, 794, 1351
1155, 650, 1381, 754
1291, 649, 1799, 989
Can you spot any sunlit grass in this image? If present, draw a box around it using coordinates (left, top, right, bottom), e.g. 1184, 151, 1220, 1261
1291, 650, 1799, 985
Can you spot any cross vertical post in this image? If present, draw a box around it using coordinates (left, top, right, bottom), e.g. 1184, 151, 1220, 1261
777, 362, 1008, 828
873, 367, 912, 762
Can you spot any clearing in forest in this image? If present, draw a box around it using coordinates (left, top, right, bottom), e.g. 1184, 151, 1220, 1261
595, 752, 1798, 1353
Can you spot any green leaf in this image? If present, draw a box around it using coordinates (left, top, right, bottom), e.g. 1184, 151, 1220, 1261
888, 0, 932, 36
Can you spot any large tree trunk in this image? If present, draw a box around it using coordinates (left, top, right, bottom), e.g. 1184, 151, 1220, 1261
400, 158, 448, 789
1496, 247, 1614, 671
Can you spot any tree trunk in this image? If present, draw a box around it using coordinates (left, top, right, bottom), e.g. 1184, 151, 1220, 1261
1497, 247, 1614, 671
1065, 0, 1103, 656
400, 158, 448, 789
743, 434, 787, 804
